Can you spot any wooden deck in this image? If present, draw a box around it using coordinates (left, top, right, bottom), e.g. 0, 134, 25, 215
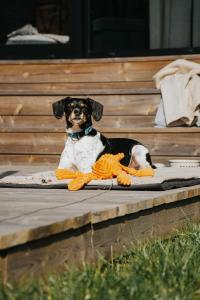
0, 166, 200, 282
1, 54, 200, 282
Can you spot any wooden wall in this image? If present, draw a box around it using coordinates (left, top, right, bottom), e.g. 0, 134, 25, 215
0, 54, 200, 166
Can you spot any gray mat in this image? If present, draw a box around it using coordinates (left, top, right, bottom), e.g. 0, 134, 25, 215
0, 177, 200, 191
0, 167, 200, 191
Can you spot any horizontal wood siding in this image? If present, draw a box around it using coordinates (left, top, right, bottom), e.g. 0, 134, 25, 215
0, 116, 156, 131
0, 95, 160, 115
0, 132, 199, 156
0, 54, 200, 165
0, 82, 157, 95
1, 56, 200, 83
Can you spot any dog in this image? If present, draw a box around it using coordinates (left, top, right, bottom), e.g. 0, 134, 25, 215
52, 97, 155, 173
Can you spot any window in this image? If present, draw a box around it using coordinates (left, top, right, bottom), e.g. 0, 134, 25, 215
0, 0, 74, 59
0, 0, 199, 59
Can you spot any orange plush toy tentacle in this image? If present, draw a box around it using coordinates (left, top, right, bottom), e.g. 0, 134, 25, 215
55, 169, 97, 191
68, 173, 95, 191
134, 168, 154, 177
117, 171, 132, 186
55, 169, 83, 180
121, 165, 154, 177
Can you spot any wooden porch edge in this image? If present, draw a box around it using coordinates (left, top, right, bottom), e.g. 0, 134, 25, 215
1, 185, 200, 251
0, 188, 200, 282
1, 53, 200, 64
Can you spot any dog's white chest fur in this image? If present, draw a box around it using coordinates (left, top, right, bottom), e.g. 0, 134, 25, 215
58, 132, 105, 172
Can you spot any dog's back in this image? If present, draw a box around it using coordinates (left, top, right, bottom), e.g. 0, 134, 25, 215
99, 135, 155, 168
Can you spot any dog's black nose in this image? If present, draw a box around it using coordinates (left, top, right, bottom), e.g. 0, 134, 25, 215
74, 108, 80, 115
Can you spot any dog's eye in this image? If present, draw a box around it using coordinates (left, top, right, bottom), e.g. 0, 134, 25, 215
68, 103, 75, 108
80, 103, 86, 108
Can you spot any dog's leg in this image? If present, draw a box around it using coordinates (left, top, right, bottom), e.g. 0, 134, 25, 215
58, 149, 74, 170
130, 145, 153, 169
76, 162, 93, 173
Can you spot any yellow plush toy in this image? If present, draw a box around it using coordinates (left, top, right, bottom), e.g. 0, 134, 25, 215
55, 153, 154, 191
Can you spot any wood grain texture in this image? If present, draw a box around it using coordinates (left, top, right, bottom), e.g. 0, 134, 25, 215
3, 197, 200, 281
1, 189, 200, 281
0, 54, 200, 83
2, 116, 200, 132
0, 82, 157, 95
0, 95, 160, 116
0, 186, 200, 250
0, 116, 156, 132
0, 154, 60, 165
0, 61, 170, 83
1, 132, 200, 156
0, 154, 199, 166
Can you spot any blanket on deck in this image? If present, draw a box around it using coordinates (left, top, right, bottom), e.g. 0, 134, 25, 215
154, 59, 200, 127
0, 167, 200, 191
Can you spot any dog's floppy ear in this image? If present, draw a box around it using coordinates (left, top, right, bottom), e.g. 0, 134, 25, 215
52, 99, 65, 119
52, 97, 71, 119
87, 98, 103, 121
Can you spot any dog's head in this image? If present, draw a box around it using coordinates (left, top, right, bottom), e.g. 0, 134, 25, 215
52, 97, 103, 129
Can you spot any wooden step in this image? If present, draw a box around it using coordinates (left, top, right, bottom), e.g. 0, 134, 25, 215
0, 82, 158, 95
1, 131, 200, 157
1, 116, 200, 133
1, 54, 200, 166
1, 55, 200, 83
0, 95, 160, 116
0, 116, 156, 132
0, 154, 200, 166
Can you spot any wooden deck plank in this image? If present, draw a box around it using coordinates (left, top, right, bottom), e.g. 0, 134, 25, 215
1, 154, 200, 166
0, 61, 172, 83
0, 82, 157, 95
0, 54, 200, 83
1, 123, 200, 133
0, 185, 200, 250
0, 116, 156, 132
0, 62, 157, 83
0, 154, 60, 165
1, 132, 200, 156
2, 116, 200, 132
0, 153, 200, 165
0, 94, 160, 116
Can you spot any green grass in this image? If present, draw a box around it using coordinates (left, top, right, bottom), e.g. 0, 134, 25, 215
1, 223, 200, 300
